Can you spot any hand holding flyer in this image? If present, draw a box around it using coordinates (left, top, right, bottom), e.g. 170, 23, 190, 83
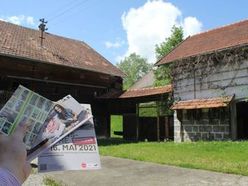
0, 125, 31, 184
0, 85, 94, 162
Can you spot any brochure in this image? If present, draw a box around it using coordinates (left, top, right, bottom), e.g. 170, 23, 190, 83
0, 85, 92, 162
38, 104, 101, 172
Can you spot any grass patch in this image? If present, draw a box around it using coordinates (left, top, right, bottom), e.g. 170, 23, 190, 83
139, 107, 157, 117
43, 177, 63, 186
99, 140, 248, 176
110, 115, 123, 138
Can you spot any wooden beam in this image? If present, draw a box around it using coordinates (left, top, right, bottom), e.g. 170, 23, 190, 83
165, 117, 169, 139
0, 55, 118, 88
6, 75, 106, 89
136, 103, 139, 141
156, 101, 160, 142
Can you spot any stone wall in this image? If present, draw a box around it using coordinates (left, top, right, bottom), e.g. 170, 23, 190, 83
174, 107, 230, 142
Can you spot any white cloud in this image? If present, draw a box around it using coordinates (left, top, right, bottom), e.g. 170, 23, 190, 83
120, 0, 202, 63
8, 15, 25, 25
0, 15, 36, 26
183, 17, 202, 37
105, 39, 125, 49
26, 16, 35, 25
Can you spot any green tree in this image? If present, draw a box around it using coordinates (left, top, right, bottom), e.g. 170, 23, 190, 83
117, 53, 152, 90
154, 26, 184, 86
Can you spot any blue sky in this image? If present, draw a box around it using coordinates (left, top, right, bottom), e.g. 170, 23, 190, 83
1, 0, 248, 64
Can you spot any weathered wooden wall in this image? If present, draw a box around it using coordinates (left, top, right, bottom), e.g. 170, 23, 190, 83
0, 55, 123, 138
173, 59, 248, 101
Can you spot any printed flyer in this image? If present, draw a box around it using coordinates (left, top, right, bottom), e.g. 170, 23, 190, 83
0, 85, 93, 162
38, 104, 101, 172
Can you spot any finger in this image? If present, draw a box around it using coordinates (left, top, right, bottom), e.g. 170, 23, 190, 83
12, 124, 27, 140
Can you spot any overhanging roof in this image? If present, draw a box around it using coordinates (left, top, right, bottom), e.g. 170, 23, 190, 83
0, 20, 124, 77
120, 85, 172, 98
98, 85, 172, 99
156, 19, 248, 65
171, 96, 233, 110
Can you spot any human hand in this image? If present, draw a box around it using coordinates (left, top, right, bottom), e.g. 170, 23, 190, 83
0, 125, 31, 184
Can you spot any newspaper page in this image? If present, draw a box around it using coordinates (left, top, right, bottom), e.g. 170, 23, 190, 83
38, 104, 101, 172
0, 85, 92, 162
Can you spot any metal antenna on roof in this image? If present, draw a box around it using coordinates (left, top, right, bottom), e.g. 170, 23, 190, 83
38, 18, 48, 47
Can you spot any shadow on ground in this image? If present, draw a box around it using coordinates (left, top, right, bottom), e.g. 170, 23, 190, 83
97, 138, 138, 146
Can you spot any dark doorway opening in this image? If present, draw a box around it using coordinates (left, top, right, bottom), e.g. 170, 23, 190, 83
237, 101, 248, 139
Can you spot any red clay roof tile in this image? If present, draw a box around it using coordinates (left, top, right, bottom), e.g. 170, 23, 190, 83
0, 20, 124, 77
120, 85, 172, 98
171, 96, 233, 110
97, 85, 172, 99
157, 19, 248, 65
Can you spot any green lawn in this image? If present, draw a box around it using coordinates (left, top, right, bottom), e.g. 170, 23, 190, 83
110, 115, 123, 138
98, 140, 248, 176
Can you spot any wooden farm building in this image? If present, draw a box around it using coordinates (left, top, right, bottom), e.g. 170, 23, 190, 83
2, 18, 248, 142
0, 20, 125, 138
156, 19, 248, 142
98, 84, 173, 141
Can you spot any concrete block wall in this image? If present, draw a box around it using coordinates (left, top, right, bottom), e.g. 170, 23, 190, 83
174, 108, 230, 142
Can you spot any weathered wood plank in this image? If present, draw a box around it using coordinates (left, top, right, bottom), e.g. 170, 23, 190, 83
174, 84, 248, 100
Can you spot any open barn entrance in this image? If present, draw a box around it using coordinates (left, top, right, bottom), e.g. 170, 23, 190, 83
110, 115, 123, 138
237, 101, 248, 139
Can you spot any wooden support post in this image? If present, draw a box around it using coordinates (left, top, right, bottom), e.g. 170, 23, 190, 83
156, 101, 160, 142
165, 117, 169, 139
106, 113, 111, 139
230, 101, 237, 140
136, 103, 139, 141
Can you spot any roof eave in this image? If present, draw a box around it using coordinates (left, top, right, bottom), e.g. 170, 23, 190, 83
0, 52, 124, 78
156, 43, 248, 66
154, 36, 191, 66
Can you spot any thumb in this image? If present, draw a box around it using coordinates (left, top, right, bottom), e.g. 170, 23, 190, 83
12, 124, 27, 141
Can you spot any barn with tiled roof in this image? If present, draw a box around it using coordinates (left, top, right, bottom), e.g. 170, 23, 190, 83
0, 20, 124, 138
157, 19, 248, 142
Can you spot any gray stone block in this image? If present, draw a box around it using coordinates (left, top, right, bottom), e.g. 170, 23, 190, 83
225, 126, 230, 133
201, 133, 209, 140
193, 126, 199, 132
214, 133, 223, 140
182, 120, 193, 125
198, 119, 209, 125
199, 126, 212, 132
184, 126, 193, 132
220, 119, 229, 125
223, 133, 230, 140
213, 126, 225, 132
210, 119, 220, 125
209, 133, 215, 140
190, 133, 201, 141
